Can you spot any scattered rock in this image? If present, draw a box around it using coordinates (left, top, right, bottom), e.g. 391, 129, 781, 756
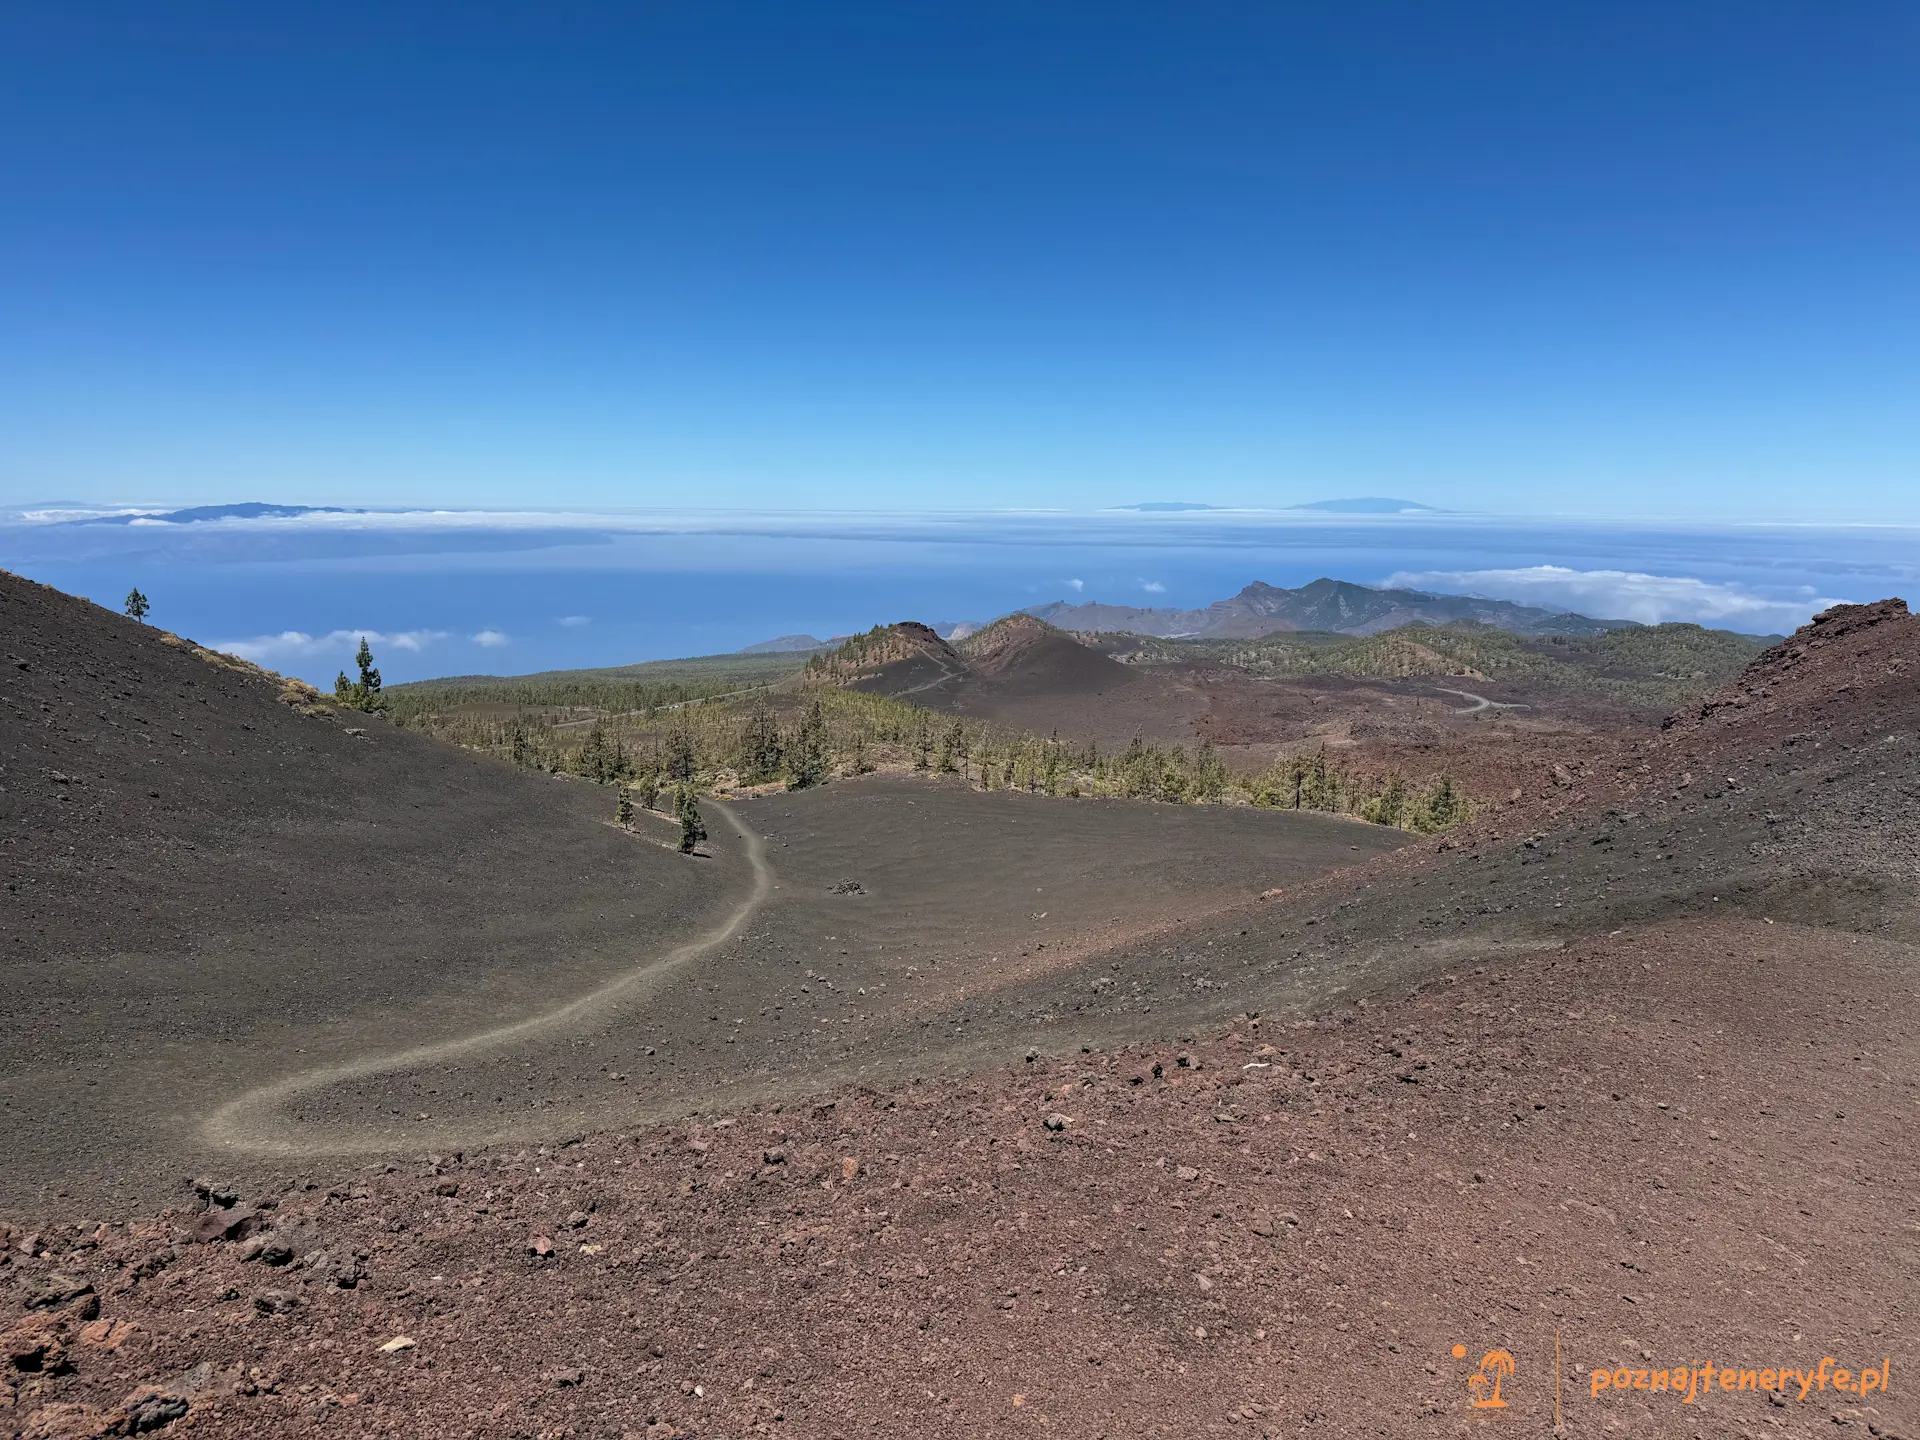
379, 1336, 417, 1355
191, 1206, 256, 1243
3, 1316, 70, 1375
529, 1236, 555, 1258
25, 1275, 94, 1312
828, 879, 866, 895
1175, 1165, 1201, 1183
253, 1290, 301, 1315
763, 1147, 787, 1165
1042, 1114, 1069, 1132
116, 1386, 190, 1432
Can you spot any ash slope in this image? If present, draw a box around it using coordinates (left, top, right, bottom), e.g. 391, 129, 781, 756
0, 606, 1913, 1440
0, 571, 745, 1215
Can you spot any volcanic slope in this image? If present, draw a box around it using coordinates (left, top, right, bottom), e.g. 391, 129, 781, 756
837, 615, 1206, 747
1, 604, 1914, 1440
0, 571, 744, 1214
0, 578, 1405, 1212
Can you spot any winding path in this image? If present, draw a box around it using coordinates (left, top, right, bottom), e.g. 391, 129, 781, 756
200, 803, 774, 1157
886, 649, 970, 698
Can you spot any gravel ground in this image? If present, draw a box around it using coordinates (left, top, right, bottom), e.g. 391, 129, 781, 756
3, 589, 1915, 1439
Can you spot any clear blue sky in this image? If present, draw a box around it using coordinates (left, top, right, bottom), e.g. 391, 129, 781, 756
2, 2, 1915, 518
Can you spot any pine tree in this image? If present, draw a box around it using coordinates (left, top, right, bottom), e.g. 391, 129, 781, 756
333, 637, 386, 712
354, 637, 381, 703
1412, 774, 1467, 832
738, 703, 784, 784
787, 698, 829, 789
615, 783, 634, 825
676, 785, 707, 853
665, 725, 697, 782
1363, 773, 1408, 827
123, 588, 150, 623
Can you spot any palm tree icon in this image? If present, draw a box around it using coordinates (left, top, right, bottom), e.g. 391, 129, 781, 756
1468, 1349, 1515, 1409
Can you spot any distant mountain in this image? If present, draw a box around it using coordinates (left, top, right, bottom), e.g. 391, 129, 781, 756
1288, 498, 1440, 514
76, 502, 354, 526
1027, 578, 1633, 639
738, 634, 826, 654
1112, 502, 1221, 512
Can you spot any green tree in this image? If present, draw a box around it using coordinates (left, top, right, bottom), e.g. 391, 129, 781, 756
1362, 772, 1408, 827
615, 783, 634, 825
123, 588, 150, 623
635, 769, 662, 812
738, 703, 784, 784
334, 637, 385, 712
787, 698, 830, 789
1189, 740, 1229, 802
1410, 774, 1468, 832
664, 725, 697, 782
844, 725, 875, 776
676, 784, 707, 853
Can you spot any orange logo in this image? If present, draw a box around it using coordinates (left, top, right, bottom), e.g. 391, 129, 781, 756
1455, 1343, 1515, 1409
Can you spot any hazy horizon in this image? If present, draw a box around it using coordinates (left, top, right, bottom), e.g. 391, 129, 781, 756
5, 500, 1910, 686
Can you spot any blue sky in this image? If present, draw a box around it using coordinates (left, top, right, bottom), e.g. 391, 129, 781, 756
2, 1, 1915, 519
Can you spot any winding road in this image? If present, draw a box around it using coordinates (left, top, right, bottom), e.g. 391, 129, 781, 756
1434, 686, 1528, 716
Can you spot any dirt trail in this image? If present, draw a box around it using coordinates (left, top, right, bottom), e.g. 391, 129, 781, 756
198, 804, 774, 1159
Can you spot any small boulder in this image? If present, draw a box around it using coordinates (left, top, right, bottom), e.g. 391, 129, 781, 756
25, 1274, 94, 1312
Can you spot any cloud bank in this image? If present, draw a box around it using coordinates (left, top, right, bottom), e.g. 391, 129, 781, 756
214, 628, 449, 663
1383, 565, 1847, 632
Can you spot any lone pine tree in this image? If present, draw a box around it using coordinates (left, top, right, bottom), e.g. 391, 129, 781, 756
334, 637, 385, 712
123, 588, 150, 623
615, 783, 634, 825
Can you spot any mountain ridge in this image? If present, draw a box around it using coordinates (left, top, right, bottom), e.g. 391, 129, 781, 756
1028, 577, 1635, 639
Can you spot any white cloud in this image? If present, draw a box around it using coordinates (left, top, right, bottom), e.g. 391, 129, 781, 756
213, 628, 449, 663
470, 630, 510, 647
1063, 579, 1084, 592
1139, 579, 1167, 594
558, 614, 592, 627
1383, 565, 1848, 631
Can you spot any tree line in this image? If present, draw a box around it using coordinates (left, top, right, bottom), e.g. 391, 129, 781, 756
392, 683, 1470, 833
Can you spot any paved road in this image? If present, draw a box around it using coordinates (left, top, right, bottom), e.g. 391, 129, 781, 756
1434, 686, 1528, 716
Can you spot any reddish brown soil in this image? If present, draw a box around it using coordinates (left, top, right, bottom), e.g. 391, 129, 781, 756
4, 588, 1916, 1440
4, 918, 1911, 1439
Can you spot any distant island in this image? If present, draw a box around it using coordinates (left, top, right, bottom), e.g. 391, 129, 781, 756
1111, 502, 1221, 512
73, 501, 357, 526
